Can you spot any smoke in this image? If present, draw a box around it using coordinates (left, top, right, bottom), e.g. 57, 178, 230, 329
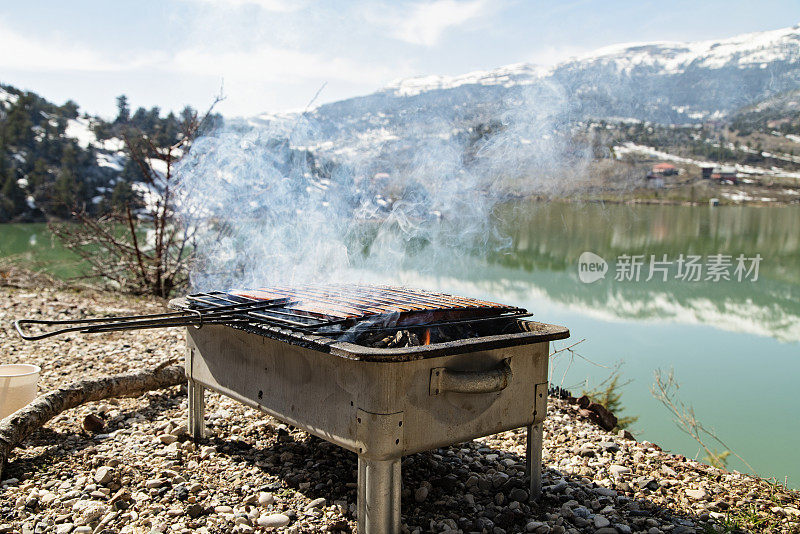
175, 81, 588, 290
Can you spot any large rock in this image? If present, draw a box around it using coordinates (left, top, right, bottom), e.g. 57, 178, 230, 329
586, 402, 618, 431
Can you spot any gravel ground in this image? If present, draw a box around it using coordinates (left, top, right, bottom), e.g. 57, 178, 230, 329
0, 284, 798, 534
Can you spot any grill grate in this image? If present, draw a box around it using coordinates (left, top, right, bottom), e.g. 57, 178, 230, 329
15, 285, 530, 341
182, 285, 530, 335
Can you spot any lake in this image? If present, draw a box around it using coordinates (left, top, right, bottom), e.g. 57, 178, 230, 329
389, 202, 800, 487
0, 223, 83, 279
1, 203, 799, 486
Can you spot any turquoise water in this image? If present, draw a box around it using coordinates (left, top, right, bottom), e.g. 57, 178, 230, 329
2, 204, 799, 485
392, 203, 800, 487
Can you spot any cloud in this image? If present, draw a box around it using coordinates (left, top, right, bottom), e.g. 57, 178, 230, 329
185, 0, 306, 12
169, 45, 397, 87
393, 0, 494, 46
0, 16, 395, 91
0, 21, 141, 72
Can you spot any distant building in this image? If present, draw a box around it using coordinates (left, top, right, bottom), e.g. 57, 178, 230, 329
710, 166, 737, 184
651, 162, 678, 176
701, 166, 714, 179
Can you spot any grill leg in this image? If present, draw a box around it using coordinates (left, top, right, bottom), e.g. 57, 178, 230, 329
357, 456, 401, 534
188, 380, 205, 440
526, 423, 543, 500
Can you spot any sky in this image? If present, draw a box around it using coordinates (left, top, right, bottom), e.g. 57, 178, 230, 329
1, 0, 798, 118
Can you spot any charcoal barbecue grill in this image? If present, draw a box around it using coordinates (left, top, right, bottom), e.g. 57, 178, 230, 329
15, 284, 569, 534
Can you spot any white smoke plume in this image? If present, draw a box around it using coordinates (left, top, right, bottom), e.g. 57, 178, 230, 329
175, 82, 588, 290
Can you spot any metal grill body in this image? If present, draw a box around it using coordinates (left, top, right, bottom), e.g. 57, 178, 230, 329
178, 287, 568, 534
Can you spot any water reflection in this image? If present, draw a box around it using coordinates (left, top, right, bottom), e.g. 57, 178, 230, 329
420, 203, 800, 343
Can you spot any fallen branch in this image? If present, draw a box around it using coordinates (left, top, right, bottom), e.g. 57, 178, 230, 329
0, 363, 185, 478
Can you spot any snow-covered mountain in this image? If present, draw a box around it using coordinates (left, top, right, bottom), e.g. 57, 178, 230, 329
244, 24, 800, 175
268, 24, 799, 133
549, 24, 800, 123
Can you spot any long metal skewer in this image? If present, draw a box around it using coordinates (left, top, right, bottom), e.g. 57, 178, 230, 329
13, 298, 293, 340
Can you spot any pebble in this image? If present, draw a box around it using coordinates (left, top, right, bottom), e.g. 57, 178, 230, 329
594, 514, 610, 528
594, 487, 617, 497
573, 506, 591, 518
258, 492, 275, 506
661, 465, 677, 477
509, 488, 528, 502
257, 513, 291, 528
158, 433, 178, 445
82, 414, 105, 433
71, 500, 108, 525
635, 476, 659, 490
55, 524, 74, 534
525, 521, 548, 532
599, 441, 620, 453
93, 466, 114, 485
306, 497, 326, 509
186, 503, 204, 518
609, 464, 631, 477
414, 486, 429, 502
685, 488, 707, 500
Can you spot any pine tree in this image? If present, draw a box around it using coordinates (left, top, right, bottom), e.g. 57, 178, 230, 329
0, 173, 26, 221
61, 100, 79, 119
51, 169, 79, 218
115, 95, 130, 124
28, 158, 51, 201
110, 180, 138, 212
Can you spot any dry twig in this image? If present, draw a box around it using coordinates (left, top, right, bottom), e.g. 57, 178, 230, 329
50, 94, 224, 298
652, 368, 754, 471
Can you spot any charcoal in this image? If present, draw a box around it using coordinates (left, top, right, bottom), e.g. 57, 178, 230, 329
359, 332, 385, 346
387, 330, 409, 348
373, 335, 394, 348
355, 320, 503, 348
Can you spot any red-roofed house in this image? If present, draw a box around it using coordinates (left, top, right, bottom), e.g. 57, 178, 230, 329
651, 163, 678, 175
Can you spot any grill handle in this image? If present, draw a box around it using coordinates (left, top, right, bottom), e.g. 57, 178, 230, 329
429, 359, 512, 395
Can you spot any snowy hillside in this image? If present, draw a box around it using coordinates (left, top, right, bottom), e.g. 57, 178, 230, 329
64, 117, 126, 171
339, 24, 796, 127
572, 24, 800, 73
245, 24, 800, 173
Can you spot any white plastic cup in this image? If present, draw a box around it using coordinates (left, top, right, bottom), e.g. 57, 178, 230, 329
0, 364, 41, 419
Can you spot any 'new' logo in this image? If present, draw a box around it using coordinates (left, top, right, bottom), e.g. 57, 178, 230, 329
578, 252, 608, 284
